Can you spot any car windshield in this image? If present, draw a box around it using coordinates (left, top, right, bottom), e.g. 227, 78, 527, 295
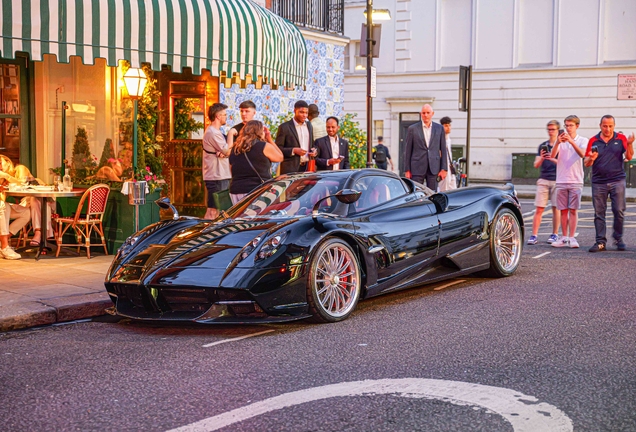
230, 176, 347, 219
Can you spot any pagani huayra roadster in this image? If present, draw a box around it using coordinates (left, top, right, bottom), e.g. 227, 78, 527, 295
105, 169, 524, 323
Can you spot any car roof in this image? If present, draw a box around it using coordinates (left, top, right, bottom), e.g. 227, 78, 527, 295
277, 168, 401, 183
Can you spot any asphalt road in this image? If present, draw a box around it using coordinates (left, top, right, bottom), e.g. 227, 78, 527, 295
1, 199, 635, 432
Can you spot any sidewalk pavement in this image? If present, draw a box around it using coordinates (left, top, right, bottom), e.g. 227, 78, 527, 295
2, 182, 636, 333
473, 182, 636, 202
0, 254, 113, 332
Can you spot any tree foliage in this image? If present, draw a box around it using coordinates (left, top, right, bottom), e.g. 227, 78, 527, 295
173, 98, 204, 140
98, 138, 116, 168
263, 112, 293, 140
339, 113, 367, 169
71, 127, 96, 171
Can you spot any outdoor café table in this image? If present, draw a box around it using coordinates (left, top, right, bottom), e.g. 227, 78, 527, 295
4, 188, 84, 260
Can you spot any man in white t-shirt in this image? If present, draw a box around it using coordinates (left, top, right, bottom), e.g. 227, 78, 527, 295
550, 115, 587, 248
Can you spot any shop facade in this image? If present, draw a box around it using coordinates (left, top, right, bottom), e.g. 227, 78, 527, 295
1, 0, 347, 217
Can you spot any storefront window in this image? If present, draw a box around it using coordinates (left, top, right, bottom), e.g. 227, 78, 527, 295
0, 64, 21, 161
0, 65, 20, 115
38, 55, 132, 178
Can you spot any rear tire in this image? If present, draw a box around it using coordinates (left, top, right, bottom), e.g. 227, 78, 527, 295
306, 238, 361, 323
480, 208, 522, 277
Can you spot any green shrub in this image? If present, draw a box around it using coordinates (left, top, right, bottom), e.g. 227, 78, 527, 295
339, 113, 367, 169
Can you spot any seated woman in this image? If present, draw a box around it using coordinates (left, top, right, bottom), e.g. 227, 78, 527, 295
0, 186, 31, 259
94, 158, 123, 182
228, 120, 284, 205
0, 154, 52, 246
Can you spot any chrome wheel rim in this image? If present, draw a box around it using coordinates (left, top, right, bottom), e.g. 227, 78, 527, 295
494, 213, 522, 272
313, 244, 360, 318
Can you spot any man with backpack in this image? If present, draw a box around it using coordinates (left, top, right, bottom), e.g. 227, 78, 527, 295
373, 136, 393, 171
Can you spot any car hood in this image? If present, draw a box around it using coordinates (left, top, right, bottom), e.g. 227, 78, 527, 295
112, 217, 297, 278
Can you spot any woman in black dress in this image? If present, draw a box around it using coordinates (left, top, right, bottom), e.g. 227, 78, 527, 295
229, 120, 284, 204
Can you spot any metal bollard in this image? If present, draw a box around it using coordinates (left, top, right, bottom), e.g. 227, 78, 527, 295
128, 181, 147, 233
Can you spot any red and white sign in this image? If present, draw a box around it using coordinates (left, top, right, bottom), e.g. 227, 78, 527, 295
617, 74, 636, 100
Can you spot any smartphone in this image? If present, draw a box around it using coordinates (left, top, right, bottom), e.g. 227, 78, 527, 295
558, 129, 564, 135
591, 145, 598, 153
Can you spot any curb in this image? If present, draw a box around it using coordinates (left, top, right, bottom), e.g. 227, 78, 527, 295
0, 292, 112, 332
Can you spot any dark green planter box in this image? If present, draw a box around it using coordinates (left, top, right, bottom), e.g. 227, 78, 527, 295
56, 187, 161, 254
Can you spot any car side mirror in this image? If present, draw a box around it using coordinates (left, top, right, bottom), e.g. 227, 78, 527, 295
429, 193, 449, 213
312, 189, 360, 219
334, 189, 361, 204
155, 197, 180, 220
401, 178, 416, 193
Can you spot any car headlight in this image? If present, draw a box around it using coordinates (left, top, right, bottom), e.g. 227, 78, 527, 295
255, 232, 288, 260
239, 236, 262, 261
118, 235, 140, 258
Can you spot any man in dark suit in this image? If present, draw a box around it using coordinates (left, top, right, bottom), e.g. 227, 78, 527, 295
276, 100, 315, 174
404, 104, 448, 190
313, 116, 350, 171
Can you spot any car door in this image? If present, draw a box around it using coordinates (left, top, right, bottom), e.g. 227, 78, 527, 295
436, 202, 490, 272
348, 175, 440, 295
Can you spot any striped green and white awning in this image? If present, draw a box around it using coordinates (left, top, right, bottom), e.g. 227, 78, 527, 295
0, 0, 307, 88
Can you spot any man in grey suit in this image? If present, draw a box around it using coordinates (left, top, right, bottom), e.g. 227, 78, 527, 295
276, 100, 315, 175
404, 104, 448, 190
313, 117, 350, 171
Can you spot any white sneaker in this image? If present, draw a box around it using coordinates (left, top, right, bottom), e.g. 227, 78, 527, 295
551, 237, 569, 248
569, 237, 580, 248
0, 246, 21, 260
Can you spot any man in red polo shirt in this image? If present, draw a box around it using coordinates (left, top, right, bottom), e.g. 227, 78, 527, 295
584, 115, 635, 252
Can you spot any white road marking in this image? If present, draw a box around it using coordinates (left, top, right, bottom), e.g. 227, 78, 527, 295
167, 378, 573, 432
522, 210, 535, 217
202, 330, 275, 348
532, 252, 551, 259
433, 279, 467, 291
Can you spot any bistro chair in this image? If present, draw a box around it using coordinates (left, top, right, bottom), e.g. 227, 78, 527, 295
55, 184, 110, 259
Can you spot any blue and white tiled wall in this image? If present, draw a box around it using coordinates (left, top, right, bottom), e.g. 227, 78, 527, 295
220, 39, 344, 129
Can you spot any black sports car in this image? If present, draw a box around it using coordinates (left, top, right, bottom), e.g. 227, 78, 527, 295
105, 169, 524, 323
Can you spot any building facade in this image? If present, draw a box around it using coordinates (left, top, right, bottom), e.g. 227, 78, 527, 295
221, 31, 346, 128
343, 0, 636, 180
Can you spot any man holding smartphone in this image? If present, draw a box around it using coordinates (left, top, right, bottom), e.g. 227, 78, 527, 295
584, 115, 635, 252
550, 115, 587, 248
527, 120, 561, 245
314, 116, 350, 171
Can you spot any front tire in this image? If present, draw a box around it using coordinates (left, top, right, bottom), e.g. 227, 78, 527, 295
482, 208, 522, 277
307, 238, 361, 323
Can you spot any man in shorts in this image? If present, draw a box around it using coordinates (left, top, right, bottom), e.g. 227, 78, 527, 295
527, 120, 560, 245
203, 103, 232, 219
550, 115, 587, 248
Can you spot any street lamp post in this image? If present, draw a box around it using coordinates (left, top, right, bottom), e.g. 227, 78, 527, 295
123, 67, 148, 174
123, 67, 148, 233
366, 0, 374, 168
363, 5, 391, 168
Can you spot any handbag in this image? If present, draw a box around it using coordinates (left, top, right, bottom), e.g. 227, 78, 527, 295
211, 188, 232, 211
